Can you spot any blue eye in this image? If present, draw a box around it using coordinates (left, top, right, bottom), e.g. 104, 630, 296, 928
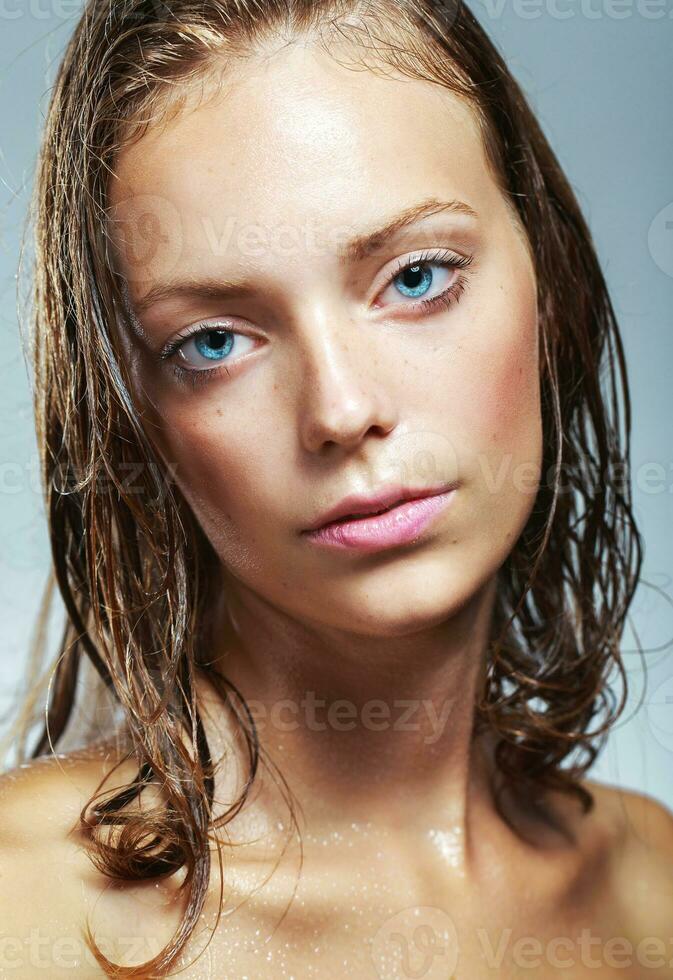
379, 248, 474, 312
192, 330, 235, 361
186, 330, 234, 361
394, 264, 435, 299
160, 324, 256, 389
162, 247, 474, 390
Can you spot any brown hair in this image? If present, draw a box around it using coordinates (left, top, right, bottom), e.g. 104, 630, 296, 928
7, 0, 642, 974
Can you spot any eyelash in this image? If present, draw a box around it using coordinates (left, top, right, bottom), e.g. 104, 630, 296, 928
163, 248, 474, 390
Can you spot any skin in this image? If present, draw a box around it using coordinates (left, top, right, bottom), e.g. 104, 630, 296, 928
109, 38, 542, 839
1, 36, 671, 980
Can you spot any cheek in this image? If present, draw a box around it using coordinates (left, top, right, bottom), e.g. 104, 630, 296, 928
467, 260, 539, 441
479, 325, 540, 449
143, 399, 289, 570
157, 411, 256, 516
131, 363, 241, 502
446, 281, 542, 510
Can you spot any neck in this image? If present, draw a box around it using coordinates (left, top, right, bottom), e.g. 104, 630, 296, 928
196, 574, 504, 875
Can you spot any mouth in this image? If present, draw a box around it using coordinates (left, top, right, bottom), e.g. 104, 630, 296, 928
328, 499, 407, 525
303, 485, 458, 553
304, 482, 458, 534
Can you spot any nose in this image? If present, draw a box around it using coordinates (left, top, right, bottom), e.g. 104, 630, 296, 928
295, 313, 399, 455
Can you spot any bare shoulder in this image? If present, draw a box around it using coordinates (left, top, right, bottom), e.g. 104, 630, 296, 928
581, 777, 673, 938
582, 776, 673, 853
0, 741, 181, 977
0, 738, 141, 840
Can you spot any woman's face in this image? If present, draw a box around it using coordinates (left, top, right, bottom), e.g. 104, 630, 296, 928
108, 42, 542, 637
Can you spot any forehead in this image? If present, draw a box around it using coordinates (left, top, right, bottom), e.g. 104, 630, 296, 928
107, 44, 505, 283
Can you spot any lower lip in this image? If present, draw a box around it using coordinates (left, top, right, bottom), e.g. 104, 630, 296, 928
303, 490, 457, 553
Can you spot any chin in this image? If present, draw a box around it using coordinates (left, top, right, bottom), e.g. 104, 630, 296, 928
308, 556, 490, 638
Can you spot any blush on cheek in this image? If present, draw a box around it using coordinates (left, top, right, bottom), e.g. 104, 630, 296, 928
479, 285, 540, 428
459, 315, 542, 508
463, 345, 538, 450
472, 240, 540, 446
492, 352, 539, 438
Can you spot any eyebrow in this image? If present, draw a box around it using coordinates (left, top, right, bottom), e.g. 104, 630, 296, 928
130, 196, 478, 318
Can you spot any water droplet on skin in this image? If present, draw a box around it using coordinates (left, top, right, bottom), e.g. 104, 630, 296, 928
427, 824, 467, 874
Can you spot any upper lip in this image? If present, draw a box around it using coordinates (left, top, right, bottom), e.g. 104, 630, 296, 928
303, 481, 458, 532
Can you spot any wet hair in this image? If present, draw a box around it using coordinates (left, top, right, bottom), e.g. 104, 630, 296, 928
7, 0, 642, 974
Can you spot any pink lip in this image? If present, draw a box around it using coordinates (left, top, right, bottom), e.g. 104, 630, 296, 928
303, 489, 457, 553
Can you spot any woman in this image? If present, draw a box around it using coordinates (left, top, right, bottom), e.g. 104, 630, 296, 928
1, 0, 671, 976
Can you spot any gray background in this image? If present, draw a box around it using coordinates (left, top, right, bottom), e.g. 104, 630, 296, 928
0, 2, 671, 806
